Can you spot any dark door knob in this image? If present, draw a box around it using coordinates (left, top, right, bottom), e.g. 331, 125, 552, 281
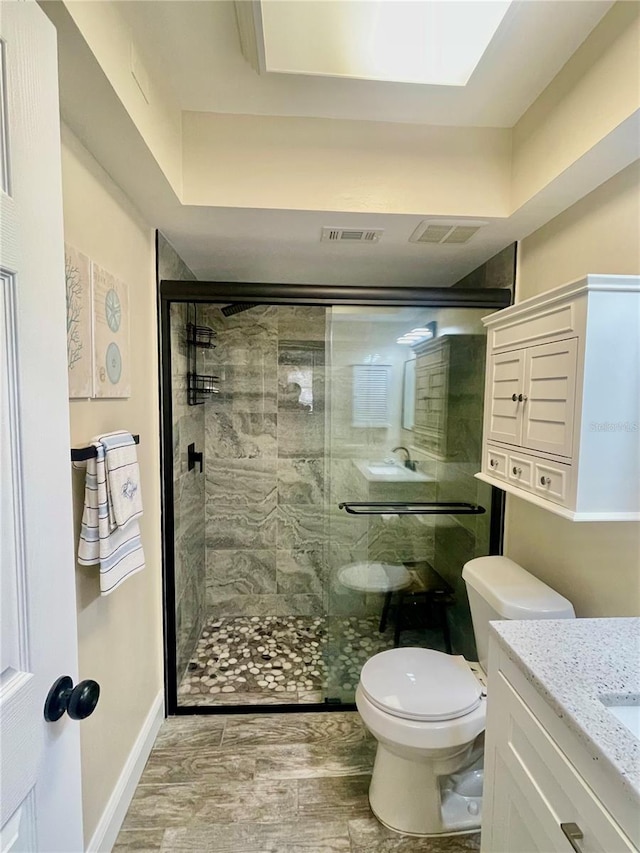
44, 675, 100, 722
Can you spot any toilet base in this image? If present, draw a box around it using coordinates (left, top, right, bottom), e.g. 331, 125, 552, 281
368, 742, 482, 837
370, 806, 481, 839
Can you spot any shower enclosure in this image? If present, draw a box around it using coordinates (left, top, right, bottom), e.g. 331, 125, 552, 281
160, 281, 510, 713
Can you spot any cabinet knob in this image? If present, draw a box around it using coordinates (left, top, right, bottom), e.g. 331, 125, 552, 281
512, 466, 522, 476
517, 393, 529, 402
511, 393, 518, 402
560, 823, 585, 853
489, 458, 498, 468
540, 476, 551, 486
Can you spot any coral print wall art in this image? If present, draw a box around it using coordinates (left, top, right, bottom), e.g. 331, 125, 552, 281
92, 262, 130, 398
65, 245, 93, 398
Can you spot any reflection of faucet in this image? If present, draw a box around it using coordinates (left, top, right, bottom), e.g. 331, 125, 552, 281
392, 446, 417, 471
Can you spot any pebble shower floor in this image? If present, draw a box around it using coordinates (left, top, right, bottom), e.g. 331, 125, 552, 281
177, 614, 403, 707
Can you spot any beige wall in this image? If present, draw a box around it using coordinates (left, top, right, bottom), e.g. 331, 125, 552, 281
182, 112, 511, 215
512, 2, 640, 210
64, 0, 183, 193
61, 124, 164, 845
506, 161, 640, 618
516, 161, 640, 296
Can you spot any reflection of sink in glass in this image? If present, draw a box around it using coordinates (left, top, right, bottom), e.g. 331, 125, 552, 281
601, 699, 640, 741
367, 464, 405, 476
355, 461, 432, 482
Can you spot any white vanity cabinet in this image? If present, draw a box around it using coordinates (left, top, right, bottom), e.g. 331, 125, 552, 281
476, 275, 640, 521
482, 641, 640, 853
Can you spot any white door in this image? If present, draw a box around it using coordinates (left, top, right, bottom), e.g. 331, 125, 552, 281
486, 349, 524, 445
1, 4, 84, 851
521, 338, 578, 458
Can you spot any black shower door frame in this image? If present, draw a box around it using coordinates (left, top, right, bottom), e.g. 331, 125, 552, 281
158, 280, 511, 715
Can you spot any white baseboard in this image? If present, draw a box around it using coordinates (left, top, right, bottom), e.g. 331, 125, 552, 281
86, 689, 164, 853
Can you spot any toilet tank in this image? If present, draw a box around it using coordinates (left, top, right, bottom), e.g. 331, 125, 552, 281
462, 556, 575, 671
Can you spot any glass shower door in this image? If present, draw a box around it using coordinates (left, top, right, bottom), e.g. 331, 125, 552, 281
324, 305, 493, 704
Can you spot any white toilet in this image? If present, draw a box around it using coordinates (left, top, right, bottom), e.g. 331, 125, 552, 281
355, 556, 575, 837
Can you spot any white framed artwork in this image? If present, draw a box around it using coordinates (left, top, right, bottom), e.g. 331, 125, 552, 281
92, 262, 130, 398
64, 244, 93, 398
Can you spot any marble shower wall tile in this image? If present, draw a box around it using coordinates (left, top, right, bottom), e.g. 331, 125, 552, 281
277, 504, 327, 551
216, 363, 278, 414
327, 510, 369, 555
328, 459, 368, 506
277, 412, 324, 458
277, 458, 324, 505
205, 502, 277, 551
206, 549, 277, 605
206, 459, 277, 508
367, 515, 435, 565
276, 549, 325, 596
277, 306, 327, 341
203, 304, 278, 341
203, 593, 281, 617
204, 305, 330, 618
275, 594, 323, 616
205, 412, 277, 459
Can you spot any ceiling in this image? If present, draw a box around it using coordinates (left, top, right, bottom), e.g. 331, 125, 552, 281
119, 0, 612, 127
54, 0, 635, 288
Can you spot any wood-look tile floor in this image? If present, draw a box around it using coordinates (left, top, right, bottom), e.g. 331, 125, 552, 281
114, 712, 481, 853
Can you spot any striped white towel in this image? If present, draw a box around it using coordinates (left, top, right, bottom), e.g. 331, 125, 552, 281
76, 433, 145, 595
101, 431, 143, 529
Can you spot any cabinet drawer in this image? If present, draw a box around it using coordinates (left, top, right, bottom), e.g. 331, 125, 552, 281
486, 447, 508, 480
508, 453, 534, 489
535, 460, 571, 505
494, 671, 635, 853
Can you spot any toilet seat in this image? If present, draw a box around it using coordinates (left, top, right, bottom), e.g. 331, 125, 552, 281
360, 647, 482, 722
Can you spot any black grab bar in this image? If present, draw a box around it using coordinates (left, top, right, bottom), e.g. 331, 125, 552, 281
70, 435, 140, 462
338, 501, 486, 516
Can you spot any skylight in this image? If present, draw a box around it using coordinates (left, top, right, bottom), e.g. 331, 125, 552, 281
260, 1, 513, 87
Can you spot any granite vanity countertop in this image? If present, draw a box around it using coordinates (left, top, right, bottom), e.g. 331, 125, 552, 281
490, 617, 640, 800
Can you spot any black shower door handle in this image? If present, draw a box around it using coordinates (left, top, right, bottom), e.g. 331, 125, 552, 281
188, 443, 203, 473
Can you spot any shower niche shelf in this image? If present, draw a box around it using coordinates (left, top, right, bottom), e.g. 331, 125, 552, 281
186, 318, 219, 405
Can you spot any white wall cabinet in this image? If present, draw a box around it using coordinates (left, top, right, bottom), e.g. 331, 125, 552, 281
482, 642, 639, 853
477, 275, 640, 521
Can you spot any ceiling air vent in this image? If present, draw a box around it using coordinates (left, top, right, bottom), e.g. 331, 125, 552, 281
409, 220, 487, 246
321, 227, 383, 244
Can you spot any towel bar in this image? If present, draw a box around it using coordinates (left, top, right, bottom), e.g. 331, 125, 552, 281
70, 434, 140, 462
338, 501, 485, 516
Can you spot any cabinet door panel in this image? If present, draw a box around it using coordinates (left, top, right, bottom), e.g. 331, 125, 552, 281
490, 671, 636, 853
488, 753, 558, 853
522, 339, 577, 457
487, 351, 524, 445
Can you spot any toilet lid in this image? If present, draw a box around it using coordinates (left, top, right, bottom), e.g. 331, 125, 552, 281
360, 648, 482, 722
